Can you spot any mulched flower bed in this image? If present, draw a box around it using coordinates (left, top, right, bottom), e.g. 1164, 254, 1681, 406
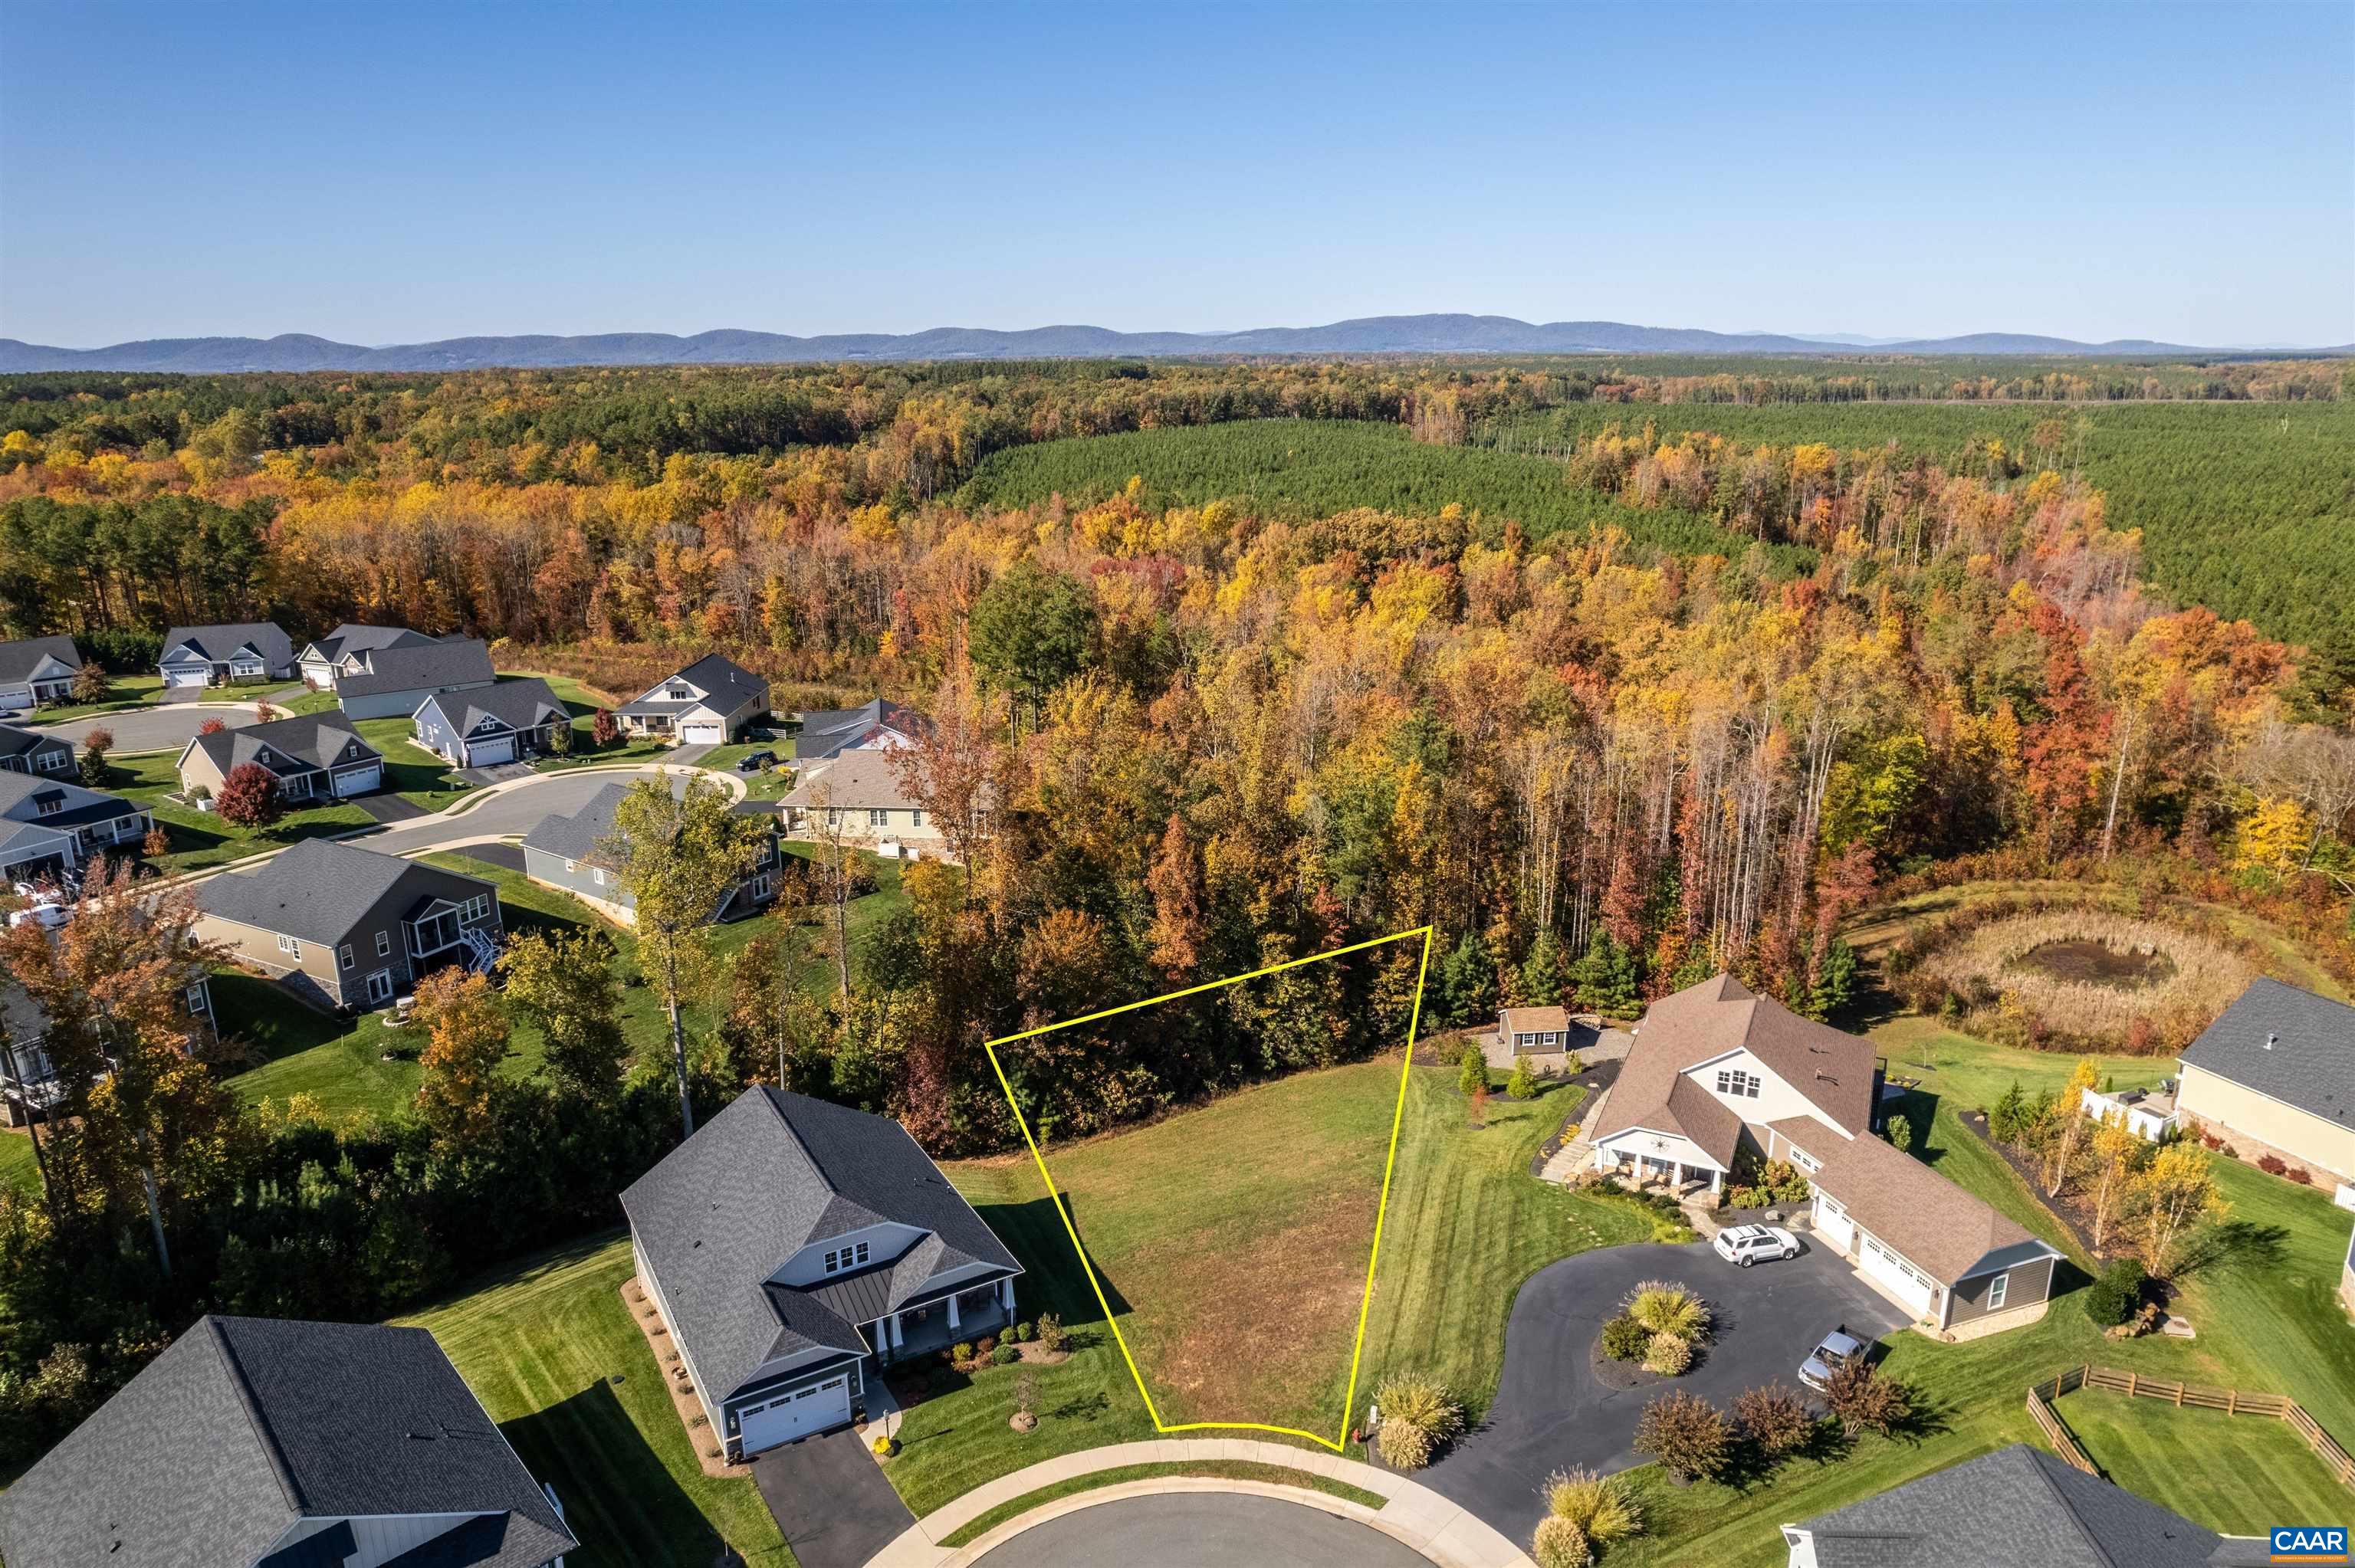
1955, 1109, 2105, 1261
1591, 1332, 1680, 1393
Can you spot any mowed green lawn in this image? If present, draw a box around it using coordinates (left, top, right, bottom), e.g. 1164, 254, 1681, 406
398, 1233, 790, 1568
2050, 1386, 2353, 1536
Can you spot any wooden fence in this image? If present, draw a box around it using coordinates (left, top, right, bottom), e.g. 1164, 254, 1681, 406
2028, 1364, 2355, 1491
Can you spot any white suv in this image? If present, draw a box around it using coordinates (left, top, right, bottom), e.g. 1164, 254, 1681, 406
1712, 1224, 1799, 1268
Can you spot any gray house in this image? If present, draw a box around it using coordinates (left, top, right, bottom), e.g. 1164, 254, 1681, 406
1783, 1442, 2238, 1566
296, 622, 435, 687
623, 1087, 1022, 1457
0, 721, 74, 777
159, 622, 295, 687
0, 1314, 576, 1568
176, 711, 386, 802
521, 781, 780, 925
195, 838, 502, 1011
2177, 977, 2355, 1184
0, 771, 153, 881
336, 638, 500, 720
413, 678, 570, 768
615, 653, 770, 745
793, 697, 926, 761
1, 967, 215, 1127
0, 635, 83, 710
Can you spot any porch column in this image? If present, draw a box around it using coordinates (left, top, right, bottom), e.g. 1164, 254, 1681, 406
888, 1312, 904, 1350
1711, 1167, 1723, 1194
999, 1278, 1013, 1313
946, 1294, 961, 1331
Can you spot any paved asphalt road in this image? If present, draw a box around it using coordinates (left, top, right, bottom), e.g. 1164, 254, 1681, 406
751, 1428, 915, 1568
37, 701, 268, 753
1420, 1239, 1907, 1541
967, 1494, 1433, 1568
359, 767, 696, 856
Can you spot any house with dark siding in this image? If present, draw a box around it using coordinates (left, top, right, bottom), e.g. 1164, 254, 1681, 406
520, 781, 780, 924
0, 721, 74, 776
0, 771, 153, 881
334, 637, 499, 720
412, 679, 569, 768
157, 622, 295, 687
0, 635, 83, 710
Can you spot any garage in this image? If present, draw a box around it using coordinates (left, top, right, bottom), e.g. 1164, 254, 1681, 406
1812, 1192, 1854, 1253
682, 719, 726, 744
1857, 1234, 1939, 1317
333, 763, 383, 797
737, 1374, 851, 1452
465, 734, 516, 766
164, 666, 210, 688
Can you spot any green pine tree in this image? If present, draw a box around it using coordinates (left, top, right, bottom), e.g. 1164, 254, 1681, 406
1506, 1058, 1539, 1101
1457, 1040, 1489, 1097
1439, 930, 1496, 1025
1519, 928, 1565, 1009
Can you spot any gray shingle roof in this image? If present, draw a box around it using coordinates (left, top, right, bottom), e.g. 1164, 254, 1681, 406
198, 838, 491, 945
794, 698, 925, 761
1794, 1444, 2222, 1567
161, 622, 293, 668
339, 638, 498, 699
302, 623, 434, 664
619, 654, 767, 716
0, 634, 81, 685
0, 721, 72, 766
521, 780, 632, 862
422, 677, 569, 735
622, 1088, 1020, 1400
0, 1315, 575, 1568
2182, 977, 2355, 1133
186, 712, 381, 777
0, 769, 142, 828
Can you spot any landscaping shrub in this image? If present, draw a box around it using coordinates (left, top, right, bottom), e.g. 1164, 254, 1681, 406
1371, 1374, 1464, 1470
1885, 1115, 1913, 1153
1822, 1359, 1914, 1438
1541, 1466, 1642, 1544
1642, 1332, 1692, 1376
1600, 1314, 1650, 1362
1529, 1517, 1591, 1568
1732, 1382, 1815, 1459
951, 1341, 975, 1364
1624, 1281, 1710, 1342
1762, 1160, 1811, 1203
1035, 1313, 1066, 1353
1457, 1042, 1488, 1097
1506, 1059, 1538, 1101
2288, 1166, 2313, 1185
1529, 1517, 1593, 1568
1633, 1389, 1729, 1484
2083, 1257, 2148, 1327
1011, 1321, 1032, 1343
2258, 1153, 2288, 1176
990, 1343, 1019, 1366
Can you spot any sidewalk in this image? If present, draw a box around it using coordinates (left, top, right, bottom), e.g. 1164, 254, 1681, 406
864, 1437, 1535, 1568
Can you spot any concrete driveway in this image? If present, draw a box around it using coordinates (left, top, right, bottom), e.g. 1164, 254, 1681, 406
967, 1494, 1434, 1568
751, 1427, 913, 1568
1421, 1240, 1908, 1541
37, 702, 266, 753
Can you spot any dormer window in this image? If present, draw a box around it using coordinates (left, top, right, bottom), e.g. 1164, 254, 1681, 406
1715, 1068, 1761, 1099
822, 1241, 871, 1274
667, 684, 692, 700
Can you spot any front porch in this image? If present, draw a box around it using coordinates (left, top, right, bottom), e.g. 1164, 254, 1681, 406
1592, 1129, 1728, 1196
865, 1277, 1017, 1366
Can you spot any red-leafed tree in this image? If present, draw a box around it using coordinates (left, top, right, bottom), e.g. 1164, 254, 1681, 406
215, 762, 284, 829
590, 708, 619, 749
197, 717, 228, 736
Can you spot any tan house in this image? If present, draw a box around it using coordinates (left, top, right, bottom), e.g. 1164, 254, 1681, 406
2176, 978, 2355, 1183
781, 750, 960, 858
175, 712, 385, 802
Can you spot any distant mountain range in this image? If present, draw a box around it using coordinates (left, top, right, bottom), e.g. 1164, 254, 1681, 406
2, 314, 2340, 373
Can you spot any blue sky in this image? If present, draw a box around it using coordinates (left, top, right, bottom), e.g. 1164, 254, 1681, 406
3, 1, 2349, 347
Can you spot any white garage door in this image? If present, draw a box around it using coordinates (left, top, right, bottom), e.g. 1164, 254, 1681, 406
1859, 1235, 1937, 1315
467, 735, 516, 766
737, 1375, 850, 1452
165, 667, 209, 688
334, 763, 383, 797
1814, 1193, 1854, 1254
682, 720, 725, 744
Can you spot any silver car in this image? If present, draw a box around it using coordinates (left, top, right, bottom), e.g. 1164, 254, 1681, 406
1799, 1327, 1865, 1390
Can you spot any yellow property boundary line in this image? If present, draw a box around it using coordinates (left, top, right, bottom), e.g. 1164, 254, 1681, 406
980, 923, 1435, 1453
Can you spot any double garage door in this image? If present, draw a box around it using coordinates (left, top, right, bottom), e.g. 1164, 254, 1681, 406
682, 720, 727, 744
164, 666, 210, 688
333, 763, 383, 797
465, 735, 517, 766
737, 1374, 851, 1452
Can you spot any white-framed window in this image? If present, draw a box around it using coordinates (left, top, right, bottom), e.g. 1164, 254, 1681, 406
1716, 1068, 1761, 1099
459, 894, 491, 924
593, 868, 606, 886
563, 858, 576, 873
1788, 1145, 1821, 1173
747, 871, 774, 900
910, 808, 924, 827
366, 969, 394, 1005
1986, 1272, 2008, 1310
185, 983, 209, 1013
821, 1241, 871, 1274
338, 943, 354, 970
277, 934, 302, 958
34, 794, 60, 817
376, 929, 392, 957
38, 749, 66, 773
869, 808, 888, 827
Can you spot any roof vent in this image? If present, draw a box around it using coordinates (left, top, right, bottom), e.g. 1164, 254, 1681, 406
2265, 1032, 2278, 1050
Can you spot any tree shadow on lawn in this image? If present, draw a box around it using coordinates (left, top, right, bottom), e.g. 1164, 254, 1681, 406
2173, 1218, 2291, 1281
506, 1378, 727, 1567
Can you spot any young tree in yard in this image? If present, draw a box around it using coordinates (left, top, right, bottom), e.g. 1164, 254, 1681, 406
0, 860, 242, 1271
215, 761, 284, 829
1457, 1040, 1488, 1096
546, 715, 574, 756
253, 701, 280, 723
717, 932, 829, 1090
68, 663, 107, 704
599, 776, 766, 1137
140, 825, 169, 859
2039, 1058, 2104, 1197
2133, 1140, 2226, 1274
801, 779, 861, 996
2084, 1114, 2146, 1251
1821, 1358, 1913, 1438
1633, 1389, 1729, 1483
413, 969, 511, 1144
590, 708, 619, 749
78, 728, 112, 788
496, 929, 623, 1097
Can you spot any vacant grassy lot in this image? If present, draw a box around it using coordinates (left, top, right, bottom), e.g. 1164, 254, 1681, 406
2050, 1386, 2353, 1536
399, 1233, 790, 1568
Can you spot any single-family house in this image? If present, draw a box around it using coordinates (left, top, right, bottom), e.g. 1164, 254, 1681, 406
176, 711, 386, 802
521, 781, 780, 925
335, 637, 500, 720
0, 966, 216, 1127
412, 678, 570, 769
295, 622, 435, 688
1591, 973, 2062, 1337
0, 1314, 577, 1568
158, 622, 295, 687
195, 838, 502, 1012
1782, 1442, 2234, 1568
780, 750, 960, 857
615, 654, 770, 745
0, 771, 154, 882
0, 635, 84, 710
2177, 977, 2355, 1183
2080, 1080, 2181, 1141
793, 697, 928, 761
0, 721, 74, 777
623, 1087, 1023, 1457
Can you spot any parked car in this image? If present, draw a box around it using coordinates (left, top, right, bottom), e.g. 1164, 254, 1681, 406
1713, 1224, 1798, 1267
1798, 1327, 1865, 1391
735, 749, 777, 773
